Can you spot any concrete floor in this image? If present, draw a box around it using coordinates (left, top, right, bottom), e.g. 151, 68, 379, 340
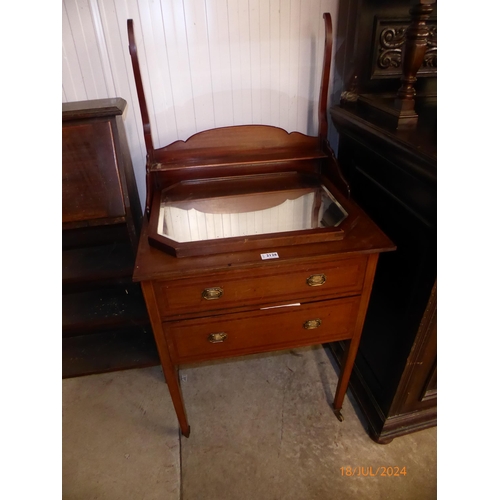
63, 346, 437, 499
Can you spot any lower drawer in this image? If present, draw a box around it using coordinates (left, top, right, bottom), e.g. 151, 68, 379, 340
164, 296, 361, 363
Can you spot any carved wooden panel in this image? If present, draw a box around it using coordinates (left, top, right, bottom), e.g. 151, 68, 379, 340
370, 17, 437, 79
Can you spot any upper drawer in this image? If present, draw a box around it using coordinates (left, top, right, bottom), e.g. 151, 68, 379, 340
154, 255, 367, 319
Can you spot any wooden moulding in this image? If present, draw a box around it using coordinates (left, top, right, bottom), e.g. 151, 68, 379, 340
149, 223, 345, 259
151, 125, 325, 165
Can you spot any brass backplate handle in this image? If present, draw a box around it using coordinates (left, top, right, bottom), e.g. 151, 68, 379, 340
306, 274, 326, 286
207, 332, 228, 343
202, 287, 224, 300
303, 318, 322, 330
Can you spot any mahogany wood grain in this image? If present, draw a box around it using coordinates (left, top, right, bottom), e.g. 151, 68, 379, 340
141, 281, 190, 437
332, 253, 378, 412
151, 159, 323, 188
166, 297, 361, 363
319, 13, 333, 146
127, 19, 155, 217
153, 125, 322, 161
135, 207, 392, 433
153, 256, 367, 319
62, 121, 125, 223
127, 19, 154, 158
149, 125, 326, 218
157, 171, 319, 203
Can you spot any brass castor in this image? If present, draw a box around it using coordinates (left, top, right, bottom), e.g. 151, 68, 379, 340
334, 409, 344, 422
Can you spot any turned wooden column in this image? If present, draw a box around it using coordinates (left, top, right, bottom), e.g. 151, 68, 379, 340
394, 0, 435, 113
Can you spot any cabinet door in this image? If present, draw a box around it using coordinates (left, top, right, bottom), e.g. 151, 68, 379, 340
391, 281, 437, 415
62, 119, 125, 223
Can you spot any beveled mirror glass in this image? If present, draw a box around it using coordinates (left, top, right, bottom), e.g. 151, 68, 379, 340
157, 181, 347, 244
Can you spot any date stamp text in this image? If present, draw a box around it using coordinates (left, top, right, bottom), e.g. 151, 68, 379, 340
340, 466, 407, 477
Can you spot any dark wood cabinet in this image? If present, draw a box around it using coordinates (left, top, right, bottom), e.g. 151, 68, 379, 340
329, 1, 436, 443
332, 0, 436, 102
330, 103, 437, 443
62, 98, 159, 378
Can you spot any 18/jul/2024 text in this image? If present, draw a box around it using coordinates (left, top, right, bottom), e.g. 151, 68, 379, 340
340, 466, 407, 477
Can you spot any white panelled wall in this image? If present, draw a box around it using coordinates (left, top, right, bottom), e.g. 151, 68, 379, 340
62, 0, 341, 209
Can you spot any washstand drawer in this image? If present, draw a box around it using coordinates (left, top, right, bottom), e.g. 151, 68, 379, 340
155, 256, 367, 318
164, 296, 361, 363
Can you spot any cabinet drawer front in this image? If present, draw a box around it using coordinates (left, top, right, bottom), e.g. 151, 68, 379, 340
155, 256, 367, 318
165, 297, 361, 363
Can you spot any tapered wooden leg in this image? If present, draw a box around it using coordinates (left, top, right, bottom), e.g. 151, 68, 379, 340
333, 337, 359, 420
332, 340, 351, 421
141, 281, 190, 437
333, 254, 379, 420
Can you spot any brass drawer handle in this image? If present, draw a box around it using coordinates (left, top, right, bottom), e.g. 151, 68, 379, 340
207, 332, 227, 343
303, 318, 322, 330
306, 274, 326, 287
202, 287, 224, 300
